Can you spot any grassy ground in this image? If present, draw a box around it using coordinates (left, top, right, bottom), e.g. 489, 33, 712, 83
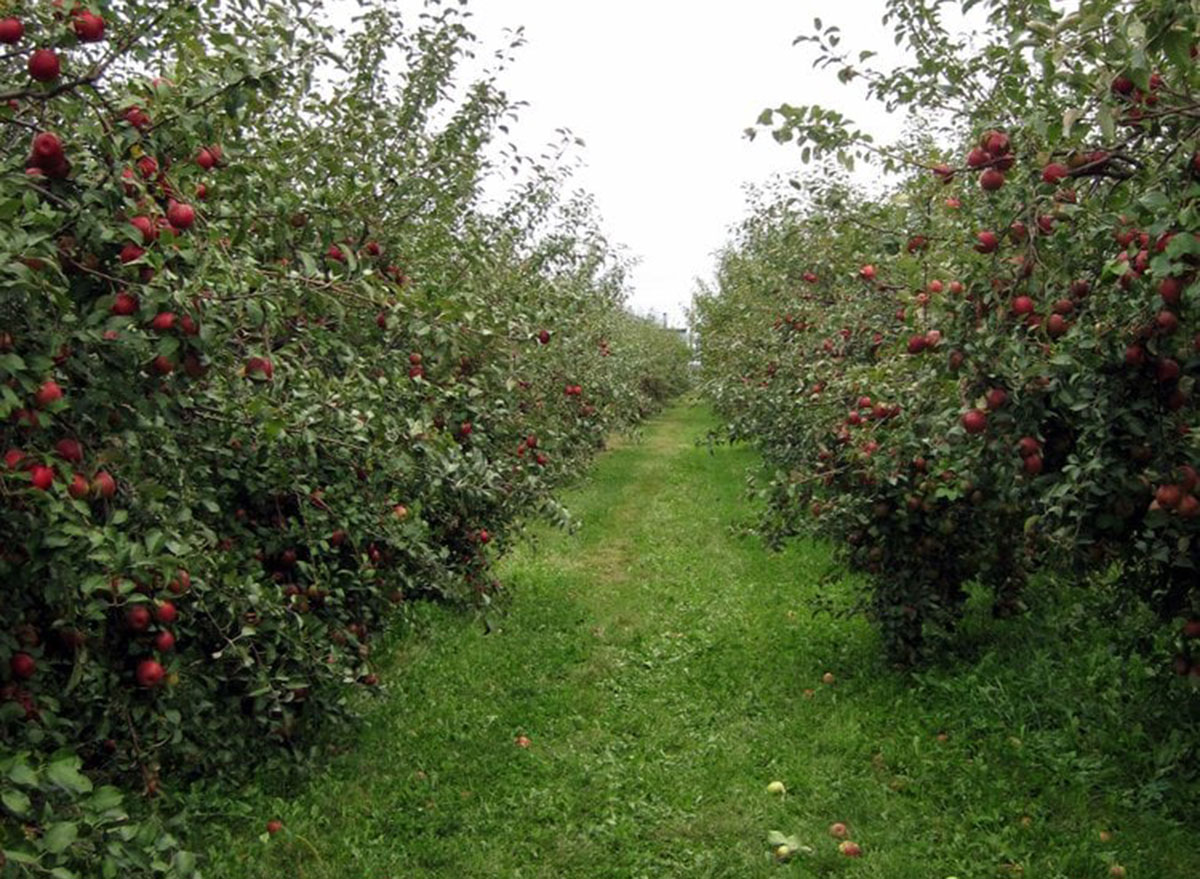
198, 401, 1200, 878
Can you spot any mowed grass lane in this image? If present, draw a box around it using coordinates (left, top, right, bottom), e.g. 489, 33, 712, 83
200, 402, 1200, 878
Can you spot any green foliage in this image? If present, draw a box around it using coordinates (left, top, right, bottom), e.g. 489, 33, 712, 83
1, 751, 196, 878
695, 0, 1200, 664
0, 1, 688, 874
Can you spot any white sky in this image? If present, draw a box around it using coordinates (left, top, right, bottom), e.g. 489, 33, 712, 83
334, 1, 912, 326
459, 1, 912, 327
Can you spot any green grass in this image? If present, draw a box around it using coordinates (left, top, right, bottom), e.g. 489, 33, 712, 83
197, 401, 1200, 878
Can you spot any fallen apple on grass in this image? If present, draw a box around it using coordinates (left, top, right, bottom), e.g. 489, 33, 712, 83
838, 840, 862, 857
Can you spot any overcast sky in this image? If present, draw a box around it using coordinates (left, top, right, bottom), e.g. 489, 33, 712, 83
356, 1, 912, 326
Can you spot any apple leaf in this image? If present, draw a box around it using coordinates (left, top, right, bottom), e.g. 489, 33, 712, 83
2, 788, 31, 817
42, 821, 79, 855
45, 756, 92, 795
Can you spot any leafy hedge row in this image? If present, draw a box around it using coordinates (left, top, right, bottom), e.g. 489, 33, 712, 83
694, 0, 1200, 668
0, 2, 689, 875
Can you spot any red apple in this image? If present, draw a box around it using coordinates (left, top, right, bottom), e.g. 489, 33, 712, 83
151, 312, 177, 332
154, 601, 177, 625
130, 216, 157, 243
1011, 296, 1035, 316
126, 605, 152, 632
0, 18, 23, 44
1023, 454, 1044, 475
122, 105, 151, 129
986, 388, 1008, 410
73, 10, 105, 41
982, 130, 1010, 155
1157, 358, 1181, 382
112, 291, 139, 315
979, 168, 1006, 191
169, 569, 191, 594
167, 201, 195, 230
30, 132, 64, 168
1157, 310, 1180, 334
1160, 277, 1185, 306
136, 658, 165, 688
829, 822, 849, 839
154, 630, 176, 652
1041, 162, 1070, 184
966, 147, 989, 168
91, 470, 116, 499
30, 465, 54, 490
10, 652, 35, 680
266, 820, 284, 836
1046, 314, 1069, 338
974, 231, 999, 253
859, 264, 876, 281
196, 148, 216, 170
28, 49, 61, 82
1017, 436, 1040, 458
67, 472, 90, 498
962, 409, 987, 434
246, 356, 274, 380
34, 380, 63, 408
1156, 484, 1183, 509
838, 840, 863, 857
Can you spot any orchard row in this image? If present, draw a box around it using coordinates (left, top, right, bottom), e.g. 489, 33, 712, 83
0, 3, 688, 875
695, 2, 1200, 666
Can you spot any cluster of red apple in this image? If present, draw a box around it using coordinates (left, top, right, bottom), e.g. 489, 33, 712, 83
966, 129, 1016, 192
123, 594, 184, 688
26, 131, 70, 179
2, 4, 105, 86
515, 433, 548, 466
4, 377, 118, 501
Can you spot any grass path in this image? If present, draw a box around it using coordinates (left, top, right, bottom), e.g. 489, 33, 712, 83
203, 402, 1200, 878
